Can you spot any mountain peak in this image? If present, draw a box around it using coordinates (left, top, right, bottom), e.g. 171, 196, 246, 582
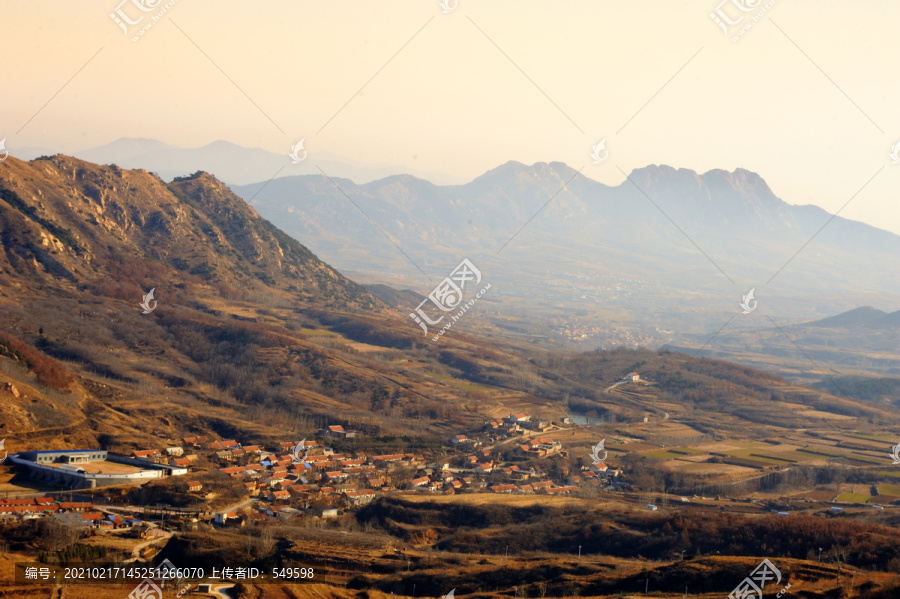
808, 306, 892, 329
473, 160, 579, 185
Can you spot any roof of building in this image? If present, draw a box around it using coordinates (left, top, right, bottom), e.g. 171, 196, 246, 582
22, 449, 100, 454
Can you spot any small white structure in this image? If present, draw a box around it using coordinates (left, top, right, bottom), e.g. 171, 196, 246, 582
830, 507, 843, 514
646, 504, 658, 511
626, 372, 640, 382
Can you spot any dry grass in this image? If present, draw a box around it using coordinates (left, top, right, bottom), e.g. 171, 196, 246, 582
41, 461, 143, 475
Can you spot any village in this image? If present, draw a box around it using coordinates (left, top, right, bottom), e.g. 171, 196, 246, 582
1, 415, 625, 530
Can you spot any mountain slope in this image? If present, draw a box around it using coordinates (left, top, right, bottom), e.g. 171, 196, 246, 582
807, 307, 900, 329
687, 305, 900, 382
0, 155, 376, 309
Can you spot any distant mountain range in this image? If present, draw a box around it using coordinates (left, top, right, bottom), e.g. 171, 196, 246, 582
13, 137, 459, 186
231, 161, 900, 337
678, 305, 900, 381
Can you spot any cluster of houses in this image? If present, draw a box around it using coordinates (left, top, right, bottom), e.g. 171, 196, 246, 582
213, 438, 425, 509
0, 497, 133, 528
438, 412, 621, 496
408, 464, 581, 496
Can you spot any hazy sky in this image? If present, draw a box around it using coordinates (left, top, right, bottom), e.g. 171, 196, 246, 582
2, 1, 899, 233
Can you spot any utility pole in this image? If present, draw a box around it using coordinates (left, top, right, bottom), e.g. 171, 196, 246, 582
578, 545, 582, 560
645, 577, 649, 595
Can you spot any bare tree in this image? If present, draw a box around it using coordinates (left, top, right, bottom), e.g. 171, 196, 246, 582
34, 519, 83, 552
255, 525, 276, 559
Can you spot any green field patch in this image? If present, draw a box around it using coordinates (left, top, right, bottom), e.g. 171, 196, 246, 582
427, 372, 494, 392
797, 447, 844, 458
299, 328, 340, 336
834, 492, 871, 504
878, 470, 900, 479
725, 450, 785, 465
877, 483, 900, 496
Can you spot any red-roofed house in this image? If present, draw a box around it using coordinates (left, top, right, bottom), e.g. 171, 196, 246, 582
475, 461, 494, 474
268, 490, 290, 502
320, 425, 357, 439
131, 449, 160, 459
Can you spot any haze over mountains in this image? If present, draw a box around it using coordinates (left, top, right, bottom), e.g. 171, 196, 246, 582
693, 306, 900, 383
15, 138, 459, 187
232, 160, 900, 333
